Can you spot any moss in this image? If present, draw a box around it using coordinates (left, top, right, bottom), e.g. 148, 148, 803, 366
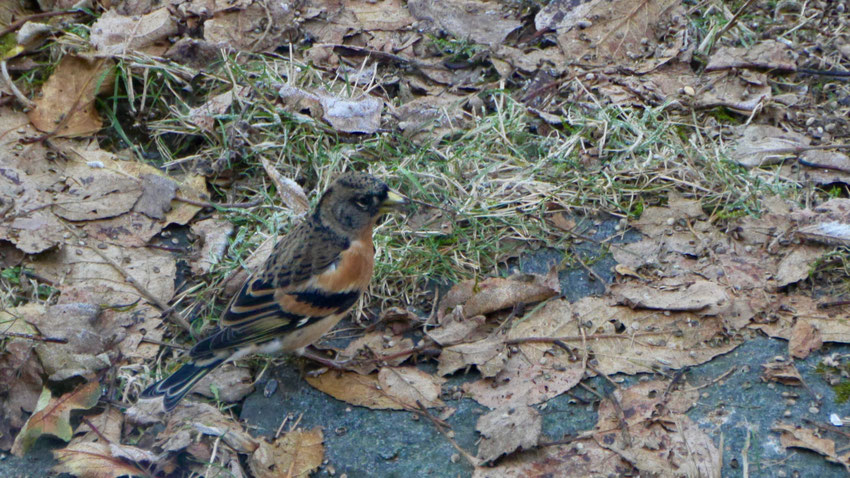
832, 381, 850, 404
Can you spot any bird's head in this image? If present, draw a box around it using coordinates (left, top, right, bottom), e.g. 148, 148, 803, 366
316, 172, 408, 238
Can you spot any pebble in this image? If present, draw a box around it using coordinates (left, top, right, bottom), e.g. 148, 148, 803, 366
263, 379, 278, 397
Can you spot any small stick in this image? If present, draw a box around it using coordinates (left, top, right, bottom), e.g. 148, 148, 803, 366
174, 195, 263, 209
140, 338, 189, 350
711, 0, 757, 51
0, 10, 79, 38
506, 330, 671, 346
0, 331, 68, 344
415, 400, 480, 467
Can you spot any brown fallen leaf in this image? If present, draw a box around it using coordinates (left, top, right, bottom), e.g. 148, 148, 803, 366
438, 272, 560, 321
259, 157, 310, 215
437, 335, 507, 377
536, 0, 686, 74
190, 217, 235, 275
249, 428, 324, 478
705, 40, 796, 72
774, 423, 850, 471
752, 294, 850, 346
476, 405, 541, 464
279, 84, 384, 134
593, 381, 717, 477
761, 359, 803, 386
204, 1, 299, 52
90, 8, 178, 56
11, 381, 101, 455
53, 441, 152, 478
160, 402, 258, 454
306, 367, 445, 410
695, 70, 772, 114
189, 87, 246, 133
728, 124, 810, 168
408, 0, 521, 45
474, 438, 635, 477
0, 338, 44, 451
70, 408, 123, 445
426, 314, 487, 346
28, 55, 114, 137
611, 279, 729, 315
339, 331, 414, 375
194, 364, 255, 403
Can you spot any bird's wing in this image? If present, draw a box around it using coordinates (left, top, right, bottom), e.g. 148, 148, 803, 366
190, 220, 359, 357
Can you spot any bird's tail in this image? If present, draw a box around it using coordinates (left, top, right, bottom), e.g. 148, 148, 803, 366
141, 356, 225, 411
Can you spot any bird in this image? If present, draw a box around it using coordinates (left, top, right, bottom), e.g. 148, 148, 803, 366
141, 172, 408, 411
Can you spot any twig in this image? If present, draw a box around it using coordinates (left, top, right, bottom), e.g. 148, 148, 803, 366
818, 300, 850, 309
140, 338, 189, 350
415, 400, 480, 467
570, 250, 610, 294
711, 0, 757, 51
1, 60, 35, 108
0, 331, 68, 344
174, 195, 263, 209
506, 330, 671, 346
681, 365, 736, 392
742, 427, 750, 478
577, 382, 631, 447
61, 222, 193, 333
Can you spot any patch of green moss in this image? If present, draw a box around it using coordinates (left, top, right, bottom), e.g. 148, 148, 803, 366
832, 381, 850, 404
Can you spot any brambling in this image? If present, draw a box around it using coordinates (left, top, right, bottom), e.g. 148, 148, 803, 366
141, 172, 408, 411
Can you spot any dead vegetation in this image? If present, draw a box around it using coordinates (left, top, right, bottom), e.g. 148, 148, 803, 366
1, 0, 850, 476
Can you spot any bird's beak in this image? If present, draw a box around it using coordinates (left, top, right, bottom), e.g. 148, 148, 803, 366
379, 191, 409, 214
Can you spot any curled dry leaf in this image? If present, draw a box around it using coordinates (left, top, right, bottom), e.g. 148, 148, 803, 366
28, 55, 114, 138
306, 367, 445, 410
189, 87, 246, 133
774, 423, 850, 471
426, 314, 487, 346
190, 217, 235, 275
279, 84, 383, 134
788, 319, 823, 359
249, 428, 324, 478
761, 360, 803, 386
11, 381, 101, 455
476, 405, 541, 464
438, 272, 560, 322
28, 302, 112, 381
752, 294, 850, 347
259, 157, 310, 215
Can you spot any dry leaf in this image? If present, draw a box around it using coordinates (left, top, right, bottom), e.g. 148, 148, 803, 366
28, 55, 114, 137
190, 217, 235, 275
339, 331, 414, 375
249, 428, 324, 478
408, 0, 521, 45
438, 273, 560, 321
204, 2, 299, 52
593, 381, 717, 477
11, 381, 101, 455
474, 438, 635, 477
70, 408, 123, 445
705, 40, 796, 72
161, 403, 258, 454
0, 338, 44, 451
306, 367, 444, 410
537, 0, 686, 73
476, 405, 541, 464
438, 335, 507, 377
195, 364, 254, 403
728, 124, 810, 168
761, 360, 803, 386
426, 314, 487, 346
259, 158, 310, 215
53, 441, 151, 478
189, 87, 245, 132
133, 173, 177, 220
611, 279, 729, 314
774, 423, 850, 471
90, 8, 177, 56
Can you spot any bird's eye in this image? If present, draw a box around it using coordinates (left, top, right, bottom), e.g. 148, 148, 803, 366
354, 197, 369, 210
